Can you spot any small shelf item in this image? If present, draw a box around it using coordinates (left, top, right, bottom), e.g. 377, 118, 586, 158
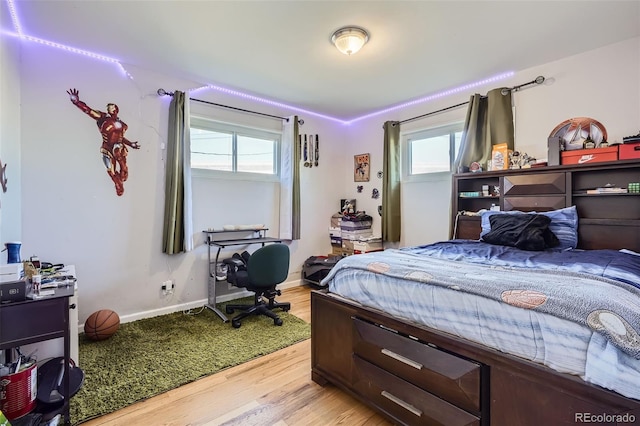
585, 188, 627, 195
584, 183, 627, 194
459, 191, 482, 198
623, 131, 640, 144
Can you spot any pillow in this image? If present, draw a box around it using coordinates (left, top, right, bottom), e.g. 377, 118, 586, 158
482, 214, 560, 251
541, 206, 579, 250
480, 206, 578, 250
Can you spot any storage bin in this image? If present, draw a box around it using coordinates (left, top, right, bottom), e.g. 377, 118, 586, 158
0, 363, 37, 420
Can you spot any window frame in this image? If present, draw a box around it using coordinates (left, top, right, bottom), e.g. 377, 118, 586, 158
190, 116, 281, 182
402, 122, 464, 182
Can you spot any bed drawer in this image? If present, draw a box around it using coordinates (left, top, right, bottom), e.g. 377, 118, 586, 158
353, 356, 480, 426
353, 317, 481, 414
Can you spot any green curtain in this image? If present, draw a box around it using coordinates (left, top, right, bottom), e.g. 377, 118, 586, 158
455, 88, 513, 170
291, 118, 301, 240
162, 91, 193, 254
382, 121, 401, 242
279, 116, 300, 240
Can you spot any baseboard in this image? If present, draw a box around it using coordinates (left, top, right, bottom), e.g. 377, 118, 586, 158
113, 278, 304, 325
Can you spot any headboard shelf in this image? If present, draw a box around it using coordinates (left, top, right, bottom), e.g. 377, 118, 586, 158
451, 159, 640, 251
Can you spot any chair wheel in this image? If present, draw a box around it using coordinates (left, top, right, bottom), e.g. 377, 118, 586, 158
232, 320, 241, 328
282, 306, 290, 312
274, 318, 283, 326
225, 307, 234, 314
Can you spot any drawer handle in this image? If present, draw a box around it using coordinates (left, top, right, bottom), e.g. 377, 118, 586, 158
381, 348, 423, 370
381, 391, 422, 417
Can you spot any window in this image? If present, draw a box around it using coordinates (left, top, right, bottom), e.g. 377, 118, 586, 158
190, 117, 280, 178
404, 124, 463, 178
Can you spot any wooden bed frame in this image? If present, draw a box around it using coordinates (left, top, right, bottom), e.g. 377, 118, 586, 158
311, 160, 640, 425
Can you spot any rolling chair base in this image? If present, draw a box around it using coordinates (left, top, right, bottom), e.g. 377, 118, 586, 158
226, 294, 291, 328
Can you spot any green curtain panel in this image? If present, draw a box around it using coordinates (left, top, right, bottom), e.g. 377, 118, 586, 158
455, 88, 514, 170
279, 116, 300, 240
382, 121, 401, 242
291, 117, 301, 240
162, 91, 193, 254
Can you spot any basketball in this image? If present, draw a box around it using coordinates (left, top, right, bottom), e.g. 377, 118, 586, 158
84, 309, 120, 341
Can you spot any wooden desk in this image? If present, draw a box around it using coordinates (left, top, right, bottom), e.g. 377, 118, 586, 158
0, 285, 75, 424
203, 229, 282, 322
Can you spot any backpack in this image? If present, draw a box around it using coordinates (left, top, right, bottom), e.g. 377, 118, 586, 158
302, 255, 343, 287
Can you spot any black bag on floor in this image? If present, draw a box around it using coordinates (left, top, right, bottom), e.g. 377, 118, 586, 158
302, 255, 343, 287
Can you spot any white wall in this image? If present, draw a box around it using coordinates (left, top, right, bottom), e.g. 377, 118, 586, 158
15, 43, 347, 324
343, 37, 640, 247
513, 37, 640, 157
6, 34, 640, 325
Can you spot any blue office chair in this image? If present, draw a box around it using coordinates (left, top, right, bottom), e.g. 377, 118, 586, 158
223, 244, 291, 328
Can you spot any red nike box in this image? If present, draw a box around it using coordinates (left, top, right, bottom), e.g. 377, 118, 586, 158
561, 146, 618, 165
619, 142, 640, 160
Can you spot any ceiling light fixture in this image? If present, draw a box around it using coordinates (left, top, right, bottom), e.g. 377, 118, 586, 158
331, 26, 369, 56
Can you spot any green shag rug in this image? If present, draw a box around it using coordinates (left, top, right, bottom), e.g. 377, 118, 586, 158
70, 298, 311, 424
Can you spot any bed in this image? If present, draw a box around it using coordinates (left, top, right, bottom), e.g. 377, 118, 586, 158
311, 207, 640, 425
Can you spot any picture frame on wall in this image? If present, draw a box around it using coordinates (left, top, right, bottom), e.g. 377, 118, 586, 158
354, 153, 370, 182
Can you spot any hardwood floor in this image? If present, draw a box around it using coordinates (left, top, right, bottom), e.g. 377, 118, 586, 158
82, 286, 391, 426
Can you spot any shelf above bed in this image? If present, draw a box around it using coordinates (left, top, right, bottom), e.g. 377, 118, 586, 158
451, 159, 640, 251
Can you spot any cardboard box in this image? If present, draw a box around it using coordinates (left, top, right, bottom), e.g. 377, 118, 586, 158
330, 246, 343, 256
491, 143, 511, 170
341, 229, 373, 240
561, 146, 618, 165
340, 220, 372, 230
619, 142, 640, 160
353, 239, 383, 254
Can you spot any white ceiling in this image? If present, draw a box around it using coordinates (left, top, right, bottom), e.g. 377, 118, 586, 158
3, 1, 640, 120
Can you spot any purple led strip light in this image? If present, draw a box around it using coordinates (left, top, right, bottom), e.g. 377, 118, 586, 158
4, 0, 513, 124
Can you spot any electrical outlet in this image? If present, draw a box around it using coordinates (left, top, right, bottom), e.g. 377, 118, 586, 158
161, 280, 174, 295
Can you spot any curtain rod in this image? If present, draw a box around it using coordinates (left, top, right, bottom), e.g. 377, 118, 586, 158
156, 89, 304, 125
393, 76, 545, 126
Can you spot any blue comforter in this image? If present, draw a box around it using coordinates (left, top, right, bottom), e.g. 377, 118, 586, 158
323, 241, 640, 358
405, 240, 640, 289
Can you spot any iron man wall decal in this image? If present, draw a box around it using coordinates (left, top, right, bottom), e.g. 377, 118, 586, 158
67, 88, 140, 196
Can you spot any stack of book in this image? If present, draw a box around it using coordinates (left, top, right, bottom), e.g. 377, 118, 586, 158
459, 191, 482, 198
586, 187, 628, 194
